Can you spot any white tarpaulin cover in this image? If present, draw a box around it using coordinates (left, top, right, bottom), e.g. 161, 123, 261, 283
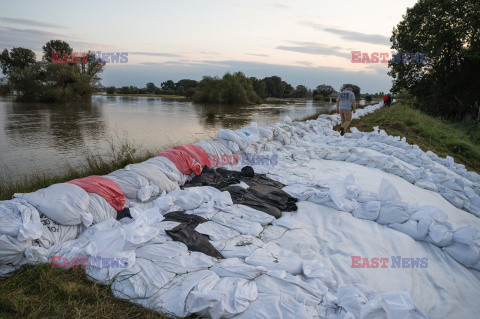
1, 101, 480, 318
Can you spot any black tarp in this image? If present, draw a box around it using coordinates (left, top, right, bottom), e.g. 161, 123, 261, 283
185, 166, 297, 218
166, 223, 222, 259
163, 211, 208, 228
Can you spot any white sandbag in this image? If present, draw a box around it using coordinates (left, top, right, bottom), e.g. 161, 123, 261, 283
353, 201, 381, 221
87, 193, 117, 224
453, 226, 480, 246
122, 207, 163, 245
36, 213, 84, 249
195, 221, 241, 241
428, 222, 453, 247
234, 273, 321, 319
0, 199, 42, 241
410, 205, 448, 223
232, 205, 275, 225
105, 169, 150, 200
212, 235, 264, 259
245, 242, 303, 275
47, 218, 122, 261
125, 162, 178, 193
218, 129, 248, 150
378, 179, 402, 202
85, 227, 126, 258
109, 257, 176, 308
336, 285, 371, 317
14, 183, 92, 227
258, 126, 274, 141
187, 276, 258, 318
209, 257, 267, 279
211, 212, 263, 236
137, 185, 160, 202
154, 189, 205, 212
24, 246, 49, 264
135, 241, 216, 274
389, 220, 430, 241
145, 156, 188, 185
443, 242, 480, 267
150, 270, 218, 317
376, 204, 410, 225
0, 235, 32, 265
360, 291, 428, 319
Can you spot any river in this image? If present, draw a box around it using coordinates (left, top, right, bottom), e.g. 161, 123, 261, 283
0, 95, 340, 183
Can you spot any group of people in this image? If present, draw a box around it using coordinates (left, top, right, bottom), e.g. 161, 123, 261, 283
336, 85, 393, 136
383, 94, 392, 107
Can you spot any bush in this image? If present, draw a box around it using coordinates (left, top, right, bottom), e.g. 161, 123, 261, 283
185, 88, 196, 98
365, 95, 372, 102
0, 78, 11, 96
313, 95, 322, 101
324, 97, 331, 102
331, 97, 336, 102
105, 86, 116, 94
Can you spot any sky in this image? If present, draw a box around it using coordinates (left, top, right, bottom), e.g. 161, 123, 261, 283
0, 0, 418, 93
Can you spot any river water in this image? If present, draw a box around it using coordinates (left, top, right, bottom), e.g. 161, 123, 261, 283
0, 95, 338, 182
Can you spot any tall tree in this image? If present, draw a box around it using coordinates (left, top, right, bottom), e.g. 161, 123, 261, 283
389, 0, 480, 118
161, 80, 176, 91
314, 84, 335, 97
42, 40, 73, 62
0, 48, 36, 75
146, 82, 156, 93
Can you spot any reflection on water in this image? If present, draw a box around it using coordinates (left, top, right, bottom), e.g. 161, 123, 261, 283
0, 95, 335, 180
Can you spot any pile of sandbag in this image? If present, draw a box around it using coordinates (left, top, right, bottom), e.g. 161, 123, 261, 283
283, 174, 480, 271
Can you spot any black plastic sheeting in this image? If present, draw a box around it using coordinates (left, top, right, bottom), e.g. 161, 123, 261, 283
163, 211, 208, 229
116, 207, 132, 220
185, 166, 297, 218
166, 222, 222, 259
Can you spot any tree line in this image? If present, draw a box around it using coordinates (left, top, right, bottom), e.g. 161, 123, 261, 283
105, 73, 372, 105
0, 40, 105, 102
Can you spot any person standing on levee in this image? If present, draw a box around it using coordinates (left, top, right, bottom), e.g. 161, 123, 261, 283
336, 84, 356, 136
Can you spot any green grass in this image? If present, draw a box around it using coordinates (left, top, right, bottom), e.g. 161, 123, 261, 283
339, 102, 480, 173
0, 264, 172, 319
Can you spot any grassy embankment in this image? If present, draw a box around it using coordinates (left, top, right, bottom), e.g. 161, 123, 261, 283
336, 102, 480, 173
0, 264, 170, 318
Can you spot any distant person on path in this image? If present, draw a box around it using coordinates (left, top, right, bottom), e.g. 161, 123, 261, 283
386, 94, 392, 107
336, 84, 356, 136
383, 94, 388, 106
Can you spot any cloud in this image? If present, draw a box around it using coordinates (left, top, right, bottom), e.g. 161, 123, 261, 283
296, 61, 313, 67
246, 53, 269, 57
276, 41, 349, 58
129, 51, 182, 57
0, 26, 112, 52
263, 2, 291, 9
231, 1, 291, 11
0, 17, 68, 29
299, 21, 390, 45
